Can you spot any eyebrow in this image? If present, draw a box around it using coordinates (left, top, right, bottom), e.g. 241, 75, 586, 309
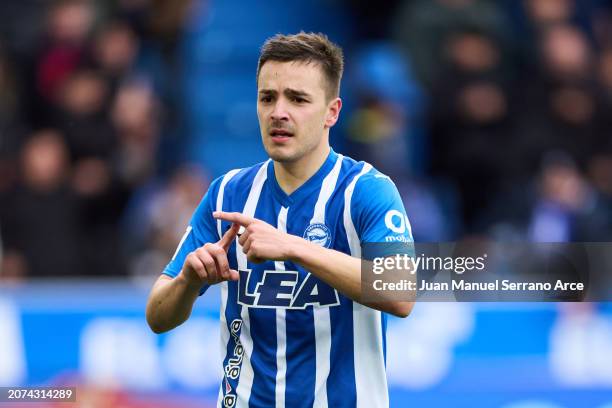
259, 88, 312, 99
285, 89, 310, 98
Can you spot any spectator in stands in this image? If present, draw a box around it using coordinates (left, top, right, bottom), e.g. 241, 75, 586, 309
35, 0, 95, 109
428, 28, 515, 232
93, 21, 139, 79
53, 69, 116, 161
111, 78, 160, 187
0, 39, 24, 194
0, 130, 81, 277
392, 0, 510, 86
528, 153, 612, 241
515, 24, 603, 172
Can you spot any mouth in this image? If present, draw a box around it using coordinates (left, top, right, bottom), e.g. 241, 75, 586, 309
269, 128, 294, 142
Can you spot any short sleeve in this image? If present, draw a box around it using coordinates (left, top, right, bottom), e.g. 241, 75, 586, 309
161, 176, 224, 293
351, 170, 414, 245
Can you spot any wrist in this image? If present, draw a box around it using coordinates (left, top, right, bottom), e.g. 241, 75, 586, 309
176, 270, 202, 293
285, 235, 307, 263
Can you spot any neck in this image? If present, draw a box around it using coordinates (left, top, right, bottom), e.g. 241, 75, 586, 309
274, 142, 331, 195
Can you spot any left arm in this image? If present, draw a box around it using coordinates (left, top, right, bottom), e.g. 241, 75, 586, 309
213, 211, 414, 317
287, 236, 414, 317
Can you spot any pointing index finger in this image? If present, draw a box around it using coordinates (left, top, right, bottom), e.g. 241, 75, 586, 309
218, 223, 240, 251
213, 211, 256, 227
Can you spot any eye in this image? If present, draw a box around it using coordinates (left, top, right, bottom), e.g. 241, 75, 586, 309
259, 95, 273, 103
291, 96, 306, 103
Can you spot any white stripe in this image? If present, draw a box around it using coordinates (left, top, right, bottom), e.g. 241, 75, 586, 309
217, 169, 242, 239
343, 163, 389, 408
312, 308, 331, 408
343, 163, 372, 256
311, 154, 343, 408
275, 206, 288, 408
275, 308, 287, 407
311, 154, 344, 224
215, 169, 241, 407
351, 305, 387, 408
171, 226, 192, 261
235, 161, 270, 408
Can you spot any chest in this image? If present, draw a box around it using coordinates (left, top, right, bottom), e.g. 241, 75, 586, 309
224, 183, 350, 309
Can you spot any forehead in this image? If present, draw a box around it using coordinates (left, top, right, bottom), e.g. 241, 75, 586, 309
258, 60, 326, 94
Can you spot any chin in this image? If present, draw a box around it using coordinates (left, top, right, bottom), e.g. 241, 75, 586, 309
268, 151, 297, 163
265, 145, 297, 163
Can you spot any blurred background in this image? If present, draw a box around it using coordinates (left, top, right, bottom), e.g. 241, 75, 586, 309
0, 0, 611, 407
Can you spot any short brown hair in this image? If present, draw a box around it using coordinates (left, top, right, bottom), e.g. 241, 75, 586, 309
257, 32, 344, 100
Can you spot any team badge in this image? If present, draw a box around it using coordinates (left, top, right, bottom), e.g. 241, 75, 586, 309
303, 223, 332, 248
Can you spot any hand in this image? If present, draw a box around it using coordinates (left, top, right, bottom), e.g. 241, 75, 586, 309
179, 223, 240, 286
213, 211, 300, 264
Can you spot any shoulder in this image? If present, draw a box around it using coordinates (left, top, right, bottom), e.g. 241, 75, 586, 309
189, 161, 270, 237
222, 160, 270, 193
337, 156, 398, 200
355, 167, 396, 192
338, 159, 412, 242
353, 169, 401, 211
209, 160, 270, 200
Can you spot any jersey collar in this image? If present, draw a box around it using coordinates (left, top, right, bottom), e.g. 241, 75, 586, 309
268, 148, 339, 207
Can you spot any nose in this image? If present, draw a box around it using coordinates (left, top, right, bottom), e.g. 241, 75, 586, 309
270, 98, 289, 121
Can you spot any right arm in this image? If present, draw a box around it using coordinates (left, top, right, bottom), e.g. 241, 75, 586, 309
146, 274, 201, 334
146, 223, 240, 333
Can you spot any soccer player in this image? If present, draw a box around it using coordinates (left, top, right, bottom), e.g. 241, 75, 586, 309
146, 32, 414, 408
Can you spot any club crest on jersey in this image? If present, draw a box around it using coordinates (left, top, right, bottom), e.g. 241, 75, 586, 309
238, 270, 339, 309
303, 223, 332, 248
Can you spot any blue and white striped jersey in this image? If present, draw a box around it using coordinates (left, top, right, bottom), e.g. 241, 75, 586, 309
163, 149, 413, 408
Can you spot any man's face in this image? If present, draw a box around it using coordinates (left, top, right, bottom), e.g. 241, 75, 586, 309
257, 60, 340, 163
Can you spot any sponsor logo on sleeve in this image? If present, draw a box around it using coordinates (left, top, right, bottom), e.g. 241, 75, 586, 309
384, 210, 413, 242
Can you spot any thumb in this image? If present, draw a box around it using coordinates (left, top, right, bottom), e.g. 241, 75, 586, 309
218, 223, 240, 251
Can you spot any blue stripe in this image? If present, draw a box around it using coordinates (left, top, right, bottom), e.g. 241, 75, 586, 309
327, 296, 356, 407
325, 176, 357, 407
248, 307, 278, 407
284, 306, 316, 407
247, 186, 282, 407
382, 313, 387, 366
219, 163, 266, 407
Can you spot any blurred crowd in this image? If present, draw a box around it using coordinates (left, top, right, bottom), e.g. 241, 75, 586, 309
343, 0, 612, 242
0, 0, 206, 279
0, 0, 611, 280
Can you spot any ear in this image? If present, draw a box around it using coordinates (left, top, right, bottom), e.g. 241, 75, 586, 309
324, 97, 342, 129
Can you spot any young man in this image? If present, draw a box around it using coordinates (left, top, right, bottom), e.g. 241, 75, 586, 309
146, 32, 414, 408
